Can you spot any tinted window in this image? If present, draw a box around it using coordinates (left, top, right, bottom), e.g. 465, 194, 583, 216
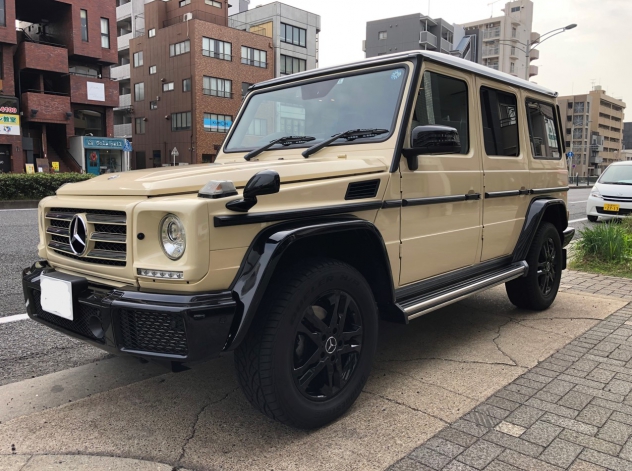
526, 100, 562, 159
414, 71, 469, 154
480, 87, 519, 156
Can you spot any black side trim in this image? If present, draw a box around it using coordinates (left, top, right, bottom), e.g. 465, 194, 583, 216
530, 187, 570, 195
403, 194, 481, 207
382, 200, 403, 209
391, 56, 422, 173
485, 190, 521, 199
214, 201, 383, 227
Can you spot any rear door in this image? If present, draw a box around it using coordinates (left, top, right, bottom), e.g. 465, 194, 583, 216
477, 78, 531, 261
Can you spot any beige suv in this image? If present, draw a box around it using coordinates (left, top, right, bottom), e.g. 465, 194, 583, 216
23, 51, 574, 429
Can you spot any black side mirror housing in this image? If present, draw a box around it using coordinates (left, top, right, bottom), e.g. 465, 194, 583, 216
226, 170, 281, 212
402, 125, 461, 171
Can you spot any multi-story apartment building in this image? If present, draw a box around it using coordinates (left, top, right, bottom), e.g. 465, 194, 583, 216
558, 87, 627, 176
460, 0, 540, 79
0, 0, 119, 174
364, 14, 479, 63
230, 2, 321, 77
128, 0, 273, 168
623, 122, 632, 150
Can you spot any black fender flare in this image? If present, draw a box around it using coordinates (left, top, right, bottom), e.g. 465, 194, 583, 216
224, 216, 400, 351
512, 197, 568, 262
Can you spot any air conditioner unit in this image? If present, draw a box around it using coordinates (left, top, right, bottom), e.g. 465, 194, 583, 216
183, 13, 193, 22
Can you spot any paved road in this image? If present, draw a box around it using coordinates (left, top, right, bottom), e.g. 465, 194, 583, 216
567, 187, 593, 236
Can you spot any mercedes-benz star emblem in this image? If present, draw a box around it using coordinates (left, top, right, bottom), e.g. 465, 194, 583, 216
325, 336, 338, 355
69, 214, 88, 256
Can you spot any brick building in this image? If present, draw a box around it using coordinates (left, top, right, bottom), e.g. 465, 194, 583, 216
0, 0, 119, 173
128, 0, 274, 168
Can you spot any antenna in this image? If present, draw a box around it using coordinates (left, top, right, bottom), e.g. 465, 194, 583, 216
590, 79, 596, 90
487, 0, 502, 18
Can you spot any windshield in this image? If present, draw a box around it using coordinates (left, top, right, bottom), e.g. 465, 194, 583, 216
224, 66, 409, 153
599, 165, 632, 185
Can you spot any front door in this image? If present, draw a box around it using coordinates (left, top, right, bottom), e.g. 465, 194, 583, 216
0, 145, 10, 173
86, 149, 100, 175
400, 66, 483, 285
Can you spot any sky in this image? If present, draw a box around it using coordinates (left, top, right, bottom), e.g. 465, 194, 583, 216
273, 0, 631, 110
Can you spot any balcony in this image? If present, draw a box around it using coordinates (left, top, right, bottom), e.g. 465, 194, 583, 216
21, 92, 71, 124
531, 32, 541, 44
483, 46, 500, 57
117, 1, 132, 20
70, 75, 119, 107
118, 32, 133, 51
440, 38, 452, 53
114, 123, 133, 138
590, 155, 604, 164
483, 29, 501, 40
117, 94, 132, 108
16, 41, 68, 74
529, 49, 540, 61
529, 65, 539, 77
419, 31, 437, 49
111, 64, 131, 81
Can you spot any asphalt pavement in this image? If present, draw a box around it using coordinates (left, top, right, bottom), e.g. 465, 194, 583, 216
567, 186, 593, 235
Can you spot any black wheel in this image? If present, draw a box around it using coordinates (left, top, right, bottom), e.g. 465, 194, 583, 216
506, 222, 563, 311
234, 258, 378, 429
588, 215, 598, 222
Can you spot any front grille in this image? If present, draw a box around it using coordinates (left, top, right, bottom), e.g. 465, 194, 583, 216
597, 207, 632, 216
602, 196, 632, 203
45, 207, 128, 267
32, 290, 106, 344
119, 309, 189, 356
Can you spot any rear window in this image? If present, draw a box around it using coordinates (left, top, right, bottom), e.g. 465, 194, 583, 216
526, 99, 562, 160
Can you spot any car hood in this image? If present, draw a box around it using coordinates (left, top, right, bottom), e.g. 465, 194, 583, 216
596, 182, 632, 197
56, 158, 389, 197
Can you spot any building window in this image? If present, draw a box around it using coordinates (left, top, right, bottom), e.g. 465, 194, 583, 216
573, 128, 583, 139
134, 82, 145, 101
171, 112, 191, 131
511, 6, 520, 12
135, 118, 145, 134
169, 40, 190, 57
567, 102, 573, 109
136, 151, 146, 170
241, 46, 267, 68
133, 51, 143, 68
574, 102, 585, 114
281, 23, 307, 47
204, 113, 232, 133
248, 118, 268, 136
80, 10, 88, 42
150, 101, 158, 110
202, 38, 231, 60
280, 55, 306, 75
0, 0, 5, 27
179, 0, 191, 6
378, 31, 387, 40
163, 82, 175, 92
183, 78, 191, 92
205, 0, 222, 7
511, 27, 517, 38
149, 65, 156, 75
510, 46, 516, 56
203, 77, 232, 98
242, 82, 253, 97
148, 28, 156, 38
510, 62, 515, 74
480, 87, 519, 157
101, 18, 110, 49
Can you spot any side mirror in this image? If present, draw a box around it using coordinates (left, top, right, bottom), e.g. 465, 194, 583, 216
226, 169, 280, 212
402, 125, 461, 171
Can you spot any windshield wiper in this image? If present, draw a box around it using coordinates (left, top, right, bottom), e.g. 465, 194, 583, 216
302, 129, 389, 158
244, 136, 316, 161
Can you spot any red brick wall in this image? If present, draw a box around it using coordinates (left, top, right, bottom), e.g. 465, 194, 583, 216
16, 42, 69, 75
2, 44, 16, 96
70, 75, 118, 108
22, 92, 72, 124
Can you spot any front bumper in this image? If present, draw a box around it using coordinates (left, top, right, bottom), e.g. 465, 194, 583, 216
22, 262, 237, 363
587, 196, 632, 219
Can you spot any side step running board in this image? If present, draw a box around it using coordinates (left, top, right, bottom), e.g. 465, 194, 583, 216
400, 262, 529, 321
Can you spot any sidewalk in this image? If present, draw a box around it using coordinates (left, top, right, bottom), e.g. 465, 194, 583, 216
389, 271, 632, 471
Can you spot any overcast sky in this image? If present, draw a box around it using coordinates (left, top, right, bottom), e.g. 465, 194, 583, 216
276, 0, 630, 110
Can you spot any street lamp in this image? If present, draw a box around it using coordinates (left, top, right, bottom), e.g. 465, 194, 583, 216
496, 24, 578, 80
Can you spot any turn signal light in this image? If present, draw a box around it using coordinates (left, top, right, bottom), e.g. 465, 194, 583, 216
137, 269, 184, 279
198, 180, 238, 199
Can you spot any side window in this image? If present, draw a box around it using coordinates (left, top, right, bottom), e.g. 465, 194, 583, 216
526, 99, 562, 159
414, 71, 469, 154
480, 87, 519, 157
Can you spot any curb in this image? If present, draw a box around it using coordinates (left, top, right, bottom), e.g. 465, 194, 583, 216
0, 454, 191, 471
0, 200, 39, 210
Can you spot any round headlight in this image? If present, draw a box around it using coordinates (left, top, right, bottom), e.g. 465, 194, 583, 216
160, 214, 186, 260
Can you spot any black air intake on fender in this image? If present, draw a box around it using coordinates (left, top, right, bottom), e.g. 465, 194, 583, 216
345, 180, 380, 200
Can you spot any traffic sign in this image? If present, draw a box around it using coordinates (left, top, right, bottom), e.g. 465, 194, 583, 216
123, 140, 133, 152
171, 147, 179, 157
567, 151, 574, 158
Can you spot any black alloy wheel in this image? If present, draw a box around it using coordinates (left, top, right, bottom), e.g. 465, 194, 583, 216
537, 238, 558, 296
293, 290, 363, 401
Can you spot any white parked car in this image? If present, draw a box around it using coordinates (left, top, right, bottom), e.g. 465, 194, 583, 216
587, 161, 632, 222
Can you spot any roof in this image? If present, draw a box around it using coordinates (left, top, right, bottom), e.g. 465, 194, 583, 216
251, 51, 558, 98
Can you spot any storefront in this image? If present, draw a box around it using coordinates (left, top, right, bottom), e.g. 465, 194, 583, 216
69, 137, 127, 175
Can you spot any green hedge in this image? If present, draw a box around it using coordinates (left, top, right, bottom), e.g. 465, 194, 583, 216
0, 173, 94, 200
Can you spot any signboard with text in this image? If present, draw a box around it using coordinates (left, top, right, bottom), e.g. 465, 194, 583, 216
83, 137, 125, 150
0, 95, 20, 136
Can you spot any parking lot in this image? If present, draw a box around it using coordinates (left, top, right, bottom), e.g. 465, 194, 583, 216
3, 203, 632, 470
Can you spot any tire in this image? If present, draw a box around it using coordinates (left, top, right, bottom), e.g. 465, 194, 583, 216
588, 215, 598, 222
234, 258, 378, 429
506, 222, 563, 311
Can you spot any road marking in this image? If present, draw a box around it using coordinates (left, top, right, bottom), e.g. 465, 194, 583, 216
569, 200, 588, 204
0, 314, 29, 324
0, 208, 37, 212
569, 218, 588, 224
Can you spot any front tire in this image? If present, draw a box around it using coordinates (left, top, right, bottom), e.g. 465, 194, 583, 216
506, 222, 563, 311
234, 258, 378, 429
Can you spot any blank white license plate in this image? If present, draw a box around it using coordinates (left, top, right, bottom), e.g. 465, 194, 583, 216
40, 274, 74, 321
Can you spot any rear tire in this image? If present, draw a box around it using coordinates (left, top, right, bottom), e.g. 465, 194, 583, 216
234, 258, 378, 429
587, 215, 598, 222
506, 222, 563, 311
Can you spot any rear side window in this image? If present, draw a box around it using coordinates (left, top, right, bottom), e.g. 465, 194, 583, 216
480, 87, 519, 157
415, 71, 469, 154
526, 99, 562, 159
